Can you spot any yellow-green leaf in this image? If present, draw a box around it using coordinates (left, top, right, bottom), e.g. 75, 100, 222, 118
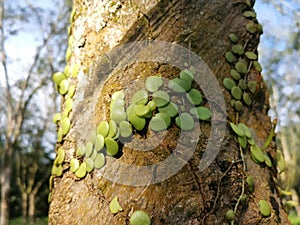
259, 200, 271, 217
109, 196, 123, 214
130, 210, 151, 225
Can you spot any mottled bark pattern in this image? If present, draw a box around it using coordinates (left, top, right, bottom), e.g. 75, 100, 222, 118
49, 0, 290, 224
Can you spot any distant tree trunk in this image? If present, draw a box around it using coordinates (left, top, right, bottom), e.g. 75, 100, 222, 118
21, 192, 28, 225
29, 183, 41, 225
16, 153, 45, 225
49, 0, 290, 224
0, 154, 12, 225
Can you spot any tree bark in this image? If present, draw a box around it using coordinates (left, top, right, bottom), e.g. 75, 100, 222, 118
29, 182, 42, 225
0, 161, 11, 225
21, 192, 28, 225
49, 0, 290, 224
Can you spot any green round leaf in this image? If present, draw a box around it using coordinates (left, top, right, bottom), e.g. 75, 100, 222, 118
57, 127, 63, 142
59, 79, 70, 95
112, 90, 125, 101
129, 210, 151, 225
155, 112, 171, 127
70, 158, 80, 173
238, 135, 248, 148
51, 164, 63, 176
225, 209, 235, 221
108, 120, 118, 138
234, 100, 243, 112
68, 36, 74, 49
232, 44, 244, 55
264, 154, 272, 167
64, 65, 70, 77
65, 98, 73, 113
71, 63, 80, 78
238, 79, 248, 91
147, 100, 156, 111
56, 147, 65, 165
186, 89, 203, 105
250, 145, 265, 163
85, 141, 93, 157
129, 113, 146, 131
131, 89, 148, 105
119, 121, 133, 137
67, 84, 76, 98
231, 86, 242, 100
76, 145, 85, 156
52, 72, 67, 85
238, 123, 252, 138
133, 104, 150, 117
168, 78, 191, 93
190, 107, 212, 120
94, 134, 105, 151
223, 78, 236, 90
230, 99, 236, 107
145, 76, 163, 92
243, 92, 252, 106
253, 61, 262, 72
259, 200, 271, 217
90, 148, 97, 160
65, 46, 71, 62
94, 153, 105, 169
229, 33, 238, 44
229, 69, 241, 81
97, 121, 110, 137
225, 51, 237, 64
246, 22, 257, 34
111, 98, 125, 110
61, 117, 71, 135
248, 81, 257, 94
248, 137, 256, 146
158, 102, 178, 118
109, 196, 123, 214
149, 117, 167, 132
243, 11, 256, 18
179, 69, 194, 83
85, 157, 94, 172
246, 175, 254, 193
153, 91, 170, 107
52, 113, 61, 124
235, 61, 248, 74
245, 51, 257, 60
229, 122, 245, 136
246, 0, 254, 7
111, 108, 127, 124
75, 162, 87, 178
61, 108, 69, 119
175, 113, 195, 131
105, 137, 119, 156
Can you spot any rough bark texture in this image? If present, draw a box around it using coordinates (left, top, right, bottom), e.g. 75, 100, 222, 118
49, 0, 290, 224
0, 161, 11, 225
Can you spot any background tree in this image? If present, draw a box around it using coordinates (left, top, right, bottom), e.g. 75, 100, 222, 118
0, 0, 71, 224
49, 0, 291, 224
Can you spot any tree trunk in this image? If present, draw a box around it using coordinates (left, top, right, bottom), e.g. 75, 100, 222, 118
29, 181, 42, 225
0, 139, 13, 225
49, 0, 290, 224
0, 162, 11, 225
21, 192, 28, 225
